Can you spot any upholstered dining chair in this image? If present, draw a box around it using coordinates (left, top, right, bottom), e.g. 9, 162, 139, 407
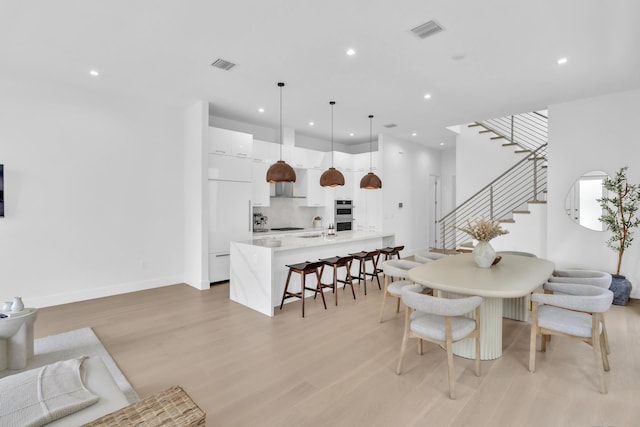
529, 283, 614, 394
413, 251, 447, 263
548, 269, 612, 289
378, 259, 423, 322
396, 285, 482, 399
547, 269, 613, 354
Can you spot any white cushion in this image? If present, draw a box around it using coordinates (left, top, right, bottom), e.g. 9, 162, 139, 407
387, 280, 413, 296
537, 305, 601, 338
411, 314, 477, 341
382, 259, 422, 279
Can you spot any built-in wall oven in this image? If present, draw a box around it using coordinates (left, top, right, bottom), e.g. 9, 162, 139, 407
335, 200, 353, 231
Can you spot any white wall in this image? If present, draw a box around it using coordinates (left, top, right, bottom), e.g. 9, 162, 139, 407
0, 77, 185, 307
547, 89, 640, 298
456, 124, 529, 204
380, 134, 441, 255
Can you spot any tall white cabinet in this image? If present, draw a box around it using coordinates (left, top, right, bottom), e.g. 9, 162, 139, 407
209, 127, 253, 283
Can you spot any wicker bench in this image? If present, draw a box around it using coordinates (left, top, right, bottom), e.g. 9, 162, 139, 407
83, 385, 205, 426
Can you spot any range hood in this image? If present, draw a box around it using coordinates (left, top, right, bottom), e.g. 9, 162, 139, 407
271, 182, 306, 198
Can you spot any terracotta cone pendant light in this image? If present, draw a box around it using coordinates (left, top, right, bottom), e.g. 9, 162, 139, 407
266, 82, 296, 183
360, 114, 382, 189
320, 101, 345, 187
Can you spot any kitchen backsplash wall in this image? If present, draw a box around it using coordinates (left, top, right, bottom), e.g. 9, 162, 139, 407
254, 198, 327, 230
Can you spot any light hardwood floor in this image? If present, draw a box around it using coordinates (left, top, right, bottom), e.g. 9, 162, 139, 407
34, 282, 638, 426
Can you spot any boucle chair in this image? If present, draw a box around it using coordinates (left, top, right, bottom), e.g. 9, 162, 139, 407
396, 285, 482, 399
529, 283, 614, 394
378, 259, 423, 322
548, 269, 612, 289
547, 269, 613, 353
413, 251, 447, 263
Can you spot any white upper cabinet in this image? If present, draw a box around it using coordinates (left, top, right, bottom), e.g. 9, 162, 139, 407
251, 162, 270, 207
305, 169, 325, 206
334, 151, 354, 172
209, 127, 253, 157
252, 139, 272, 163
208, 127, 252, 182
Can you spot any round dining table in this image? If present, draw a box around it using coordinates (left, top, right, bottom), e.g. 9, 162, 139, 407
409, 253, 554, 360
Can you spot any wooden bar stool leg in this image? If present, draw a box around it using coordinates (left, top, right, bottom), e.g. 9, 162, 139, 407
347, 268, 356, 299
280, 269, 294, 310
333, 266, 338, 306
301, 272, 306, 318
315, 269, 327, 309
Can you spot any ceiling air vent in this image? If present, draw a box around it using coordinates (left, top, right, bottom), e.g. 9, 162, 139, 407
211, 58, 236, 71
410, 20, 444, 39
384, 123, 398, 128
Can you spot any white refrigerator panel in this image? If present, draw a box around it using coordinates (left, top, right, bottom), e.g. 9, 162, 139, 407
208, 180, 252, 254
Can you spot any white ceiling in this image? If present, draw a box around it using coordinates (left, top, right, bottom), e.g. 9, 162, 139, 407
2, 0, 639, 148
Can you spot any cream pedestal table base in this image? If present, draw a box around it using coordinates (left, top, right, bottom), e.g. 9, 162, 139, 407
410, 254, 554, 360
0, 308, 38, 370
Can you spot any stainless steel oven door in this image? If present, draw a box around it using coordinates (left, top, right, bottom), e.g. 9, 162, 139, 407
336, 221, 352, 231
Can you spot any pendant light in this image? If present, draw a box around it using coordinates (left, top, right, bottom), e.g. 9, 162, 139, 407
266, 82, 296, 183
360, 114, 382, 189
320, 101, 345, 187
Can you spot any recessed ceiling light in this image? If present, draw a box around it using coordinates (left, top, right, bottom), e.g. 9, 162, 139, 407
412, 133, 417, 136
309, 122, 314, 126
557, 57, 568, 65
89, 70, 99, 77
439, 142, 445, 146
349, 133, 355, 136
424, 93, 432, 99
346, 48, 356, 56
258, 108, 265, 113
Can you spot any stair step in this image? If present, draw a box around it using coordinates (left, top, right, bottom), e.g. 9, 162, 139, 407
479, 129, 493, 134
490, 135, 505, 140
468, 123, 483, 127
528, 156, 546, 161
498, 218, 515, 223
528, 200, 547, 204
542, 165, 548, 169
502, 143, 518, 147
512, 210, 530, 214
515, 149, 531, 153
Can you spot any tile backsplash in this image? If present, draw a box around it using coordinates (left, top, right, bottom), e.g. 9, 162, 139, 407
254, 198, 327, 229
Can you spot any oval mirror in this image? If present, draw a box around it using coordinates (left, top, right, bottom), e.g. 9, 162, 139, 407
565, 170, 609, 231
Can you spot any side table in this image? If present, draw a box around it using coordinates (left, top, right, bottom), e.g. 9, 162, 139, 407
0, 308, 38, 370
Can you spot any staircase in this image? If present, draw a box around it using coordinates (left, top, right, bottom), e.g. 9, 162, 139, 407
438, 111, 548, 253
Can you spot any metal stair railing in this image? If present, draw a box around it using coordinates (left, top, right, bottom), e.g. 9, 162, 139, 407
477, 111, 547, 153
438, 144, 547, 252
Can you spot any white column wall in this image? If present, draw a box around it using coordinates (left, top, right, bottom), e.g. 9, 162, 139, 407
0, 77, 185, 307
380, 134, 441, 255
547, 89, 640, 298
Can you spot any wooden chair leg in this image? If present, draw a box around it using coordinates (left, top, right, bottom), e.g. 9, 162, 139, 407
592, 316, 607, 394
378, 275, 390, 323
529, 304, 538, 373
418, 338, 423, 355
445, 317, 456, 399
396, 307, 411, 375
602, 318, 610, 355
396, 296, 401, 313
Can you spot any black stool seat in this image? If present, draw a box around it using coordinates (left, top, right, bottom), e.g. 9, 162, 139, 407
377, 245, 404, 276
280, 260, 326, 317
318, 256, 355, 305
349, 250, 381, 295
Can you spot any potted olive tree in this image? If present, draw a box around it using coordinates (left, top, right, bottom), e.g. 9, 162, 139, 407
597, 166, 640, 304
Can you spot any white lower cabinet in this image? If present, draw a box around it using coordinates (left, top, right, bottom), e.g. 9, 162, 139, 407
209, 253, 231, 283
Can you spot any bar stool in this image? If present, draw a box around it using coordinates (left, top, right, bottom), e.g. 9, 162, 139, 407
318, 256, 356, 305
378, 245, 404, 261
348, 250, 381, 295
280, 261, 326, 317
377, 245, 405, 278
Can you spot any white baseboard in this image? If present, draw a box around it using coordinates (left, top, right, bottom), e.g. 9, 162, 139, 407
26, 275, 184, 308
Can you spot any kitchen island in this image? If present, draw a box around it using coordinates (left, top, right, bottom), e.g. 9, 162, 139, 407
230, 231, 395, 316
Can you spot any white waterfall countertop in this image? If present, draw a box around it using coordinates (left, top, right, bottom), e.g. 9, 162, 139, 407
241, 230, 394, 251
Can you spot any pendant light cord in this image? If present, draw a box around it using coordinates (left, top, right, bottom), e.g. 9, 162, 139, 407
369, 117, 372, 171
279, 83, 283, 160
330, 101, 335, 167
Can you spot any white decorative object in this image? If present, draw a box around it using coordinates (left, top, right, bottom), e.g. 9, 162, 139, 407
473, 241, 496, 268
11, 297, 24, 312
2, 302, 12, 312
